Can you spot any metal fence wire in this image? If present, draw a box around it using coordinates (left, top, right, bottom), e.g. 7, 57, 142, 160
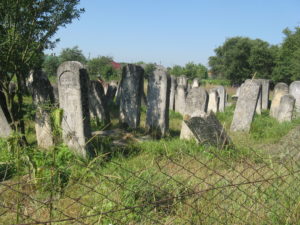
1, 125, 300, 225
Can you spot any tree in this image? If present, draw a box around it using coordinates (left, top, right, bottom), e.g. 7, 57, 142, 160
184, 62, 208, 79
86, 56, 120, 80
59, 46, 87, 64
169, 65, 184, 76
43, 54, 60, 77
208, 37, 276, 84
0, 0, 84, 134
272, 27, 300, 83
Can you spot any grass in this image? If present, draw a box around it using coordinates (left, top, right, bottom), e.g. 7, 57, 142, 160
1, 93, 300, 224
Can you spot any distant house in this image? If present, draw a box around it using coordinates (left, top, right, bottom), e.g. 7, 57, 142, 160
111, 61, 121, 70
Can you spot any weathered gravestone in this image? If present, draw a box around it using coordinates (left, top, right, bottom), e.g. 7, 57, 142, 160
214, 86, 226, 112
185, 87, 208, 117
89, 80, 110, 125
192, 78, 200, 88
230, 81, 261, 132
0, 105, 11, 138
180, 112, 231, 149
245, 79, 262, 115
146, 66, 170, 137
258, 79, 270, 110
207, 89, 219, 113
57, 61, 91, 157
270, 82, 289, 118
119, 64, 144, 128
289, 81, 300, 115
169, 75, 177, 110
51, 83, 59, 105
32, 70, 55, 148
276, 94, 295, 123
187, 83, 192, 93
175, 85, 186, 115
177, 75, 188, 90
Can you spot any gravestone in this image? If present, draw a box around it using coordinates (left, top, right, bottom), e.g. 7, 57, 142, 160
89, 80, 110, 124
270, 82, 289, 118
192, 78, 200, 88
230, 81, 261, 132
119, 64, 144, 128
207, 89, 219, 113
276, 94, 295, 123
214, 86, 226, 112
175, 85, 186, 114
180, 112, 231, 149
169, 75, 177, 110
184, 87, 208, 117
245, 79, 262, 115
289, 81, 300, 115
32, 70, 55, 148
57, 61, 91, 157
146, 66, 170, 137
187, 83, 192, 93
258, 79, 270, 110
177, 75, 188, 90
0, 105, 11, 138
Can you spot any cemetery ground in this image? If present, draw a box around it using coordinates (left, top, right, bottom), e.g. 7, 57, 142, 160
1, 87, 300, 224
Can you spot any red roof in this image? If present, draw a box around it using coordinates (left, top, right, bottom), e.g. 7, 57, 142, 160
111, 61, 121, 70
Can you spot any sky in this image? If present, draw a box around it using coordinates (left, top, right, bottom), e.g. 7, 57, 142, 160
46, 0, 300, 67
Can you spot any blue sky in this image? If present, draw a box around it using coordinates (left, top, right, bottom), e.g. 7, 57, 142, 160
47, 0, 300, 67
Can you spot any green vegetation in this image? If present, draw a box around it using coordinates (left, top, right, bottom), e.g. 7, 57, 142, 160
1, 100, 300, 224
168, 62, 208, 80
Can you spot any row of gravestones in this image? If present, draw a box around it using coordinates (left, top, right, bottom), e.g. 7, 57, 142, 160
231, 79, 300, 132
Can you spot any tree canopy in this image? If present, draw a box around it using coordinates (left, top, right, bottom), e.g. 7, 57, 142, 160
169, 62, 208, 79
0, 0, 84, 133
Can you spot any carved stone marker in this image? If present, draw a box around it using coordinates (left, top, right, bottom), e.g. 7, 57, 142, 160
289, 81, 300, 115
207, 90, 219, 113
214, 86, 226, 112
258, 79, 270, 110
119, 64, 144, 128
89, 80, 110, 124
146, 66, 170, 137
245, 79, 262, 115
32, 70, 55, 148
185, 87, 208, 117
270, 83, 289, 118
192, 78, 200, 88
0, 105, 11, 138
230, 81, 261, 132
169, 75, 177, 110
180, 112, 231, 149
106, 80, 118, 104
175, 85, 186, 114
276, 94, 295, 123
58, 61, 91, 157
177, 75, 188, 90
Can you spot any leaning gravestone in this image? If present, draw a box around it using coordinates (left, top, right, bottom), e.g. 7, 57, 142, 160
245, 79, 262, 115
177, 75, 188, 90
207, 89, 219, 113
106, 80, 118, 104
89, 80, 110, 125
185, 87, 208, 117
57, 61, 91, 157
214, 86, 226, 112
270, 83, 289, 118
258, 79, 270, 110
180, 112, 231, 149
0, 105, 11, 138
32, 70, 55, 148
276, 94, 295, 123
146, 66, 170, 137
119, 64, 144, 128
169, 75, 177, 110
289, 81, 300, 116
175, 85, 186, 115
230, 81, 261, 132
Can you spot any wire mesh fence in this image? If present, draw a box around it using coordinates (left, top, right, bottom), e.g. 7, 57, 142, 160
1, 133, 300, 225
